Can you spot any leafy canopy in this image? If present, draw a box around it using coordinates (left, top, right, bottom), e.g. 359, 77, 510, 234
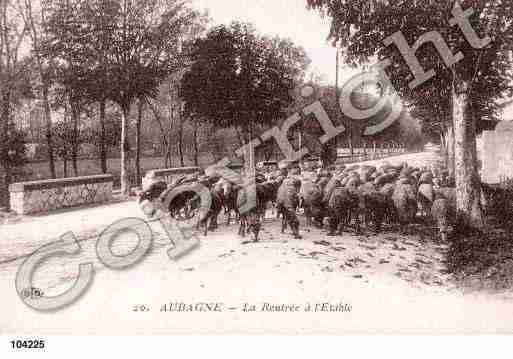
306, 0, 513, 129
44, 0, 199, 108
181, 21, 310, 138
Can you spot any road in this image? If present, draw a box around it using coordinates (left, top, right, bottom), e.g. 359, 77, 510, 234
1, 151, 512, 334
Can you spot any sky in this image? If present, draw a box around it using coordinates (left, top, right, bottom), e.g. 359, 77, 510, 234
191, 0, 360, 86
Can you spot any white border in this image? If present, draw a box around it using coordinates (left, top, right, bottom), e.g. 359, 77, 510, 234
1, 335, 509, 359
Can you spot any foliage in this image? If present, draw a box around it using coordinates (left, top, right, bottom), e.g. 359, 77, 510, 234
52, 120, 82, 160
89, 110, 122, 150
5, 124, 28, 168
307, 0, 513, 227
306, 0, 513, 136
44, 0, 198, 108
0, 0, 34, 207
181, 21, 310, 141
446, 225, 513, 292
43, 0, 202, 191
286, 82, 423, 155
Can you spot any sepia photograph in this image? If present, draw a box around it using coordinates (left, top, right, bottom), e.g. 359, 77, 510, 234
1, 0, 513, 343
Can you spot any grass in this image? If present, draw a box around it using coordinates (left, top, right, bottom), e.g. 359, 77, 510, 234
442, 183, 513, 293
16, 154, 216, 188
446, 226, 513, 292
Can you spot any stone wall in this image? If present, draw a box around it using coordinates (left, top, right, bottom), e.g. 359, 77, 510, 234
9, 174, 113, 215
0, 174, 8, 210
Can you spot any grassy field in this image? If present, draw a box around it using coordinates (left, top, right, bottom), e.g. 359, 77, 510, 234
17, 154, 215, 188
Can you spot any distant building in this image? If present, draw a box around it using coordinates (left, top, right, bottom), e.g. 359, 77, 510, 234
500, 99, 513, 121
479, 98, 513, 183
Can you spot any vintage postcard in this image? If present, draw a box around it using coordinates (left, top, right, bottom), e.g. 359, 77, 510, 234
1, 0, 513, 340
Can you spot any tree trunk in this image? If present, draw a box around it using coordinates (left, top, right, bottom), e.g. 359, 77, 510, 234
440, 132, 446, 155
99, 99, 107, 173
42, 84, 56, 179
452, 78, 484, 229
165, 151, 171, 168
446, 126, 455, 177
164, 136, 172, 167
440, 131, 450, 171
25, 0, 55, 179
320, 141, 336, 169
0, 167, 8, 210
235, 127, 244, 148
135, 99, 143, 186
63, 157, 68, 178
178, 114, 184, 167
349, 132, 354, 157
146, 100, 169, 168
120, 103, 131, 195
0, 90, 11, 209
264, 142, 273, 161
166, 131, 173, 167
193, 120, 199, 166
70, 99, 79, 177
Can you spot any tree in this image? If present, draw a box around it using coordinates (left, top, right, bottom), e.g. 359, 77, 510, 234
147, 72, 188, 168
43, 0, 95, 177
147, 99, 173, 167
89, 109, 121, 161
52, 119, 74, 177
0, 0, 31, 209
44, 0, 116, 175
181, 22, 310, 148
52, 77, 92, 176
409, 76, 455, 173
107, 0, 197, 194
80, 0, 116, 174
135, 98, 144, 183
45, 0, 197, 194
147, 8, 209, 168
284, 81, 420, 165
307, 0, 513, 228
5, 123, 28, 170
190, 116, 202, 166
20, 0, 57, 179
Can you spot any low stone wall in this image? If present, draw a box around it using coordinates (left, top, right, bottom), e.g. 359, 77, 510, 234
9, 174, 113, 215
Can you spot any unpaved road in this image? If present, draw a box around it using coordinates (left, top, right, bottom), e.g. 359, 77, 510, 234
1, 208, 512, 334
1, 151, 513, 334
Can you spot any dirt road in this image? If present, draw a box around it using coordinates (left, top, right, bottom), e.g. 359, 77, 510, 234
1, 151, 512, 334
